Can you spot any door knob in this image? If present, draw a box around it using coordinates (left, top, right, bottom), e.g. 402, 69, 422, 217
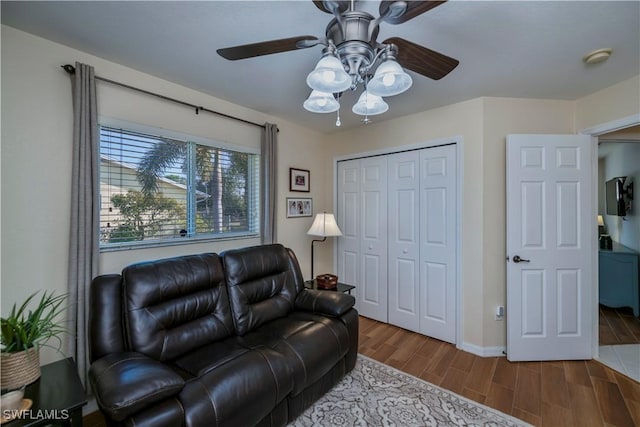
512, 255, 530, 263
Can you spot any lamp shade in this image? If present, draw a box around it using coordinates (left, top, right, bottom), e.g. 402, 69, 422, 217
352, 90, 389, 116
303, 90, 340, 113
306, 55, 352, 93
597, 215, 605, 226
368, 59, 413, 97
307, 213, 342, 237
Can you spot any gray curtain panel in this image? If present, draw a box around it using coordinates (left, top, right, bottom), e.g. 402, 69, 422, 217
261, 123, 278, 244
68, 62, 99, 388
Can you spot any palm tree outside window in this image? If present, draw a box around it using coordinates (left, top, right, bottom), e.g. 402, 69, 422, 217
98, 125, 259, 247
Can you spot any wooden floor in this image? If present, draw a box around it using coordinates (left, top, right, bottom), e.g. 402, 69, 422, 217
84, 314, 640, 427
359, 316, 640, 427
599, 305, 640, 345
83, 411, 107, 427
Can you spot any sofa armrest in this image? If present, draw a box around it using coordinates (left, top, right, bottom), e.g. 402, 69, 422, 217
89, 352, 185, 422
294, 289, 355, 317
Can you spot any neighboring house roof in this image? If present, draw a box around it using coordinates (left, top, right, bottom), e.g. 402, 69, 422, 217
100, 154, 210, 200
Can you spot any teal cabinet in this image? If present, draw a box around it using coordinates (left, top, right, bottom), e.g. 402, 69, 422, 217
599, 242, 639, 317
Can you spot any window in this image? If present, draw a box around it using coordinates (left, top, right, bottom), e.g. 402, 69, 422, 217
99, 125, 259, 247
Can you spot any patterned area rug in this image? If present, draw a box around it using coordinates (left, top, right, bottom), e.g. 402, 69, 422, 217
290, 355, 532, 427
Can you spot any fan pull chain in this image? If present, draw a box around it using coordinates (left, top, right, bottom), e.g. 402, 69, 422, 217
361, 88, 371, 124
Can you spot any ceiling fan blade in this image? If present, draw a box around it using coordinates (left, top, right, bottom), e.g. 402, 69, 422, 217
313, 1, 351, 14
217, 36, 319, 60
384, 37, 459, 80
379, 1, 446, 25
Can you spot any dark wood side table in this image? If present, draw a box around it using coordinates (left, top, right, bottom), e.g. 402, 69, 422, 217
305, 279, 355, 295
8, 357, 87, 426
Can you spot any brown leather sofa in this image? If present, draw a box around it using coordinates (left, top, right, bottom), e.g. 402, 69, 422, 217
88, 244, 358, 427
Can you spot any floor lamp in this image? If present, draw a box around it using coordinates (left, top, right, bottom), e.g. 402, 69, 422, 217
307, 212, 342, 279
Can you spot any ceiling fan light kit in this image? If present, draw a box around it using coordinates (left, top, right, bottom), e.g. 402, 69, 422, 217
352, 90, 389, 116
304, 89, 341, 113
306, 50, 352, 93
218, 0, 459, 126
368, 58, 413, 97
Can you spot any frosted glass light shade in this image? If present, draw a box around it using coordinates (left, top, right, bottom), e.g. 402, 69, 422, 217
303, 90, 339, 113
368, 59, 413, 97
597, 215, 605, 226
307, 213, 342, 237
352, 90, 389, 116
306, 55, 351, 93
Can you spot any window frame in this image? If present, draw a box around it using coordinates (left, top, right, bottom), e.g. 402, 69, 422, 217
98, 118, 260, 251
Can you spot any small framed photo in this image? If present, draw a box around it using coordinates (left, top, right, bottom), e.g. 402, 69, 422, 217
290, 168, 310, 192
287, 198, 313, 218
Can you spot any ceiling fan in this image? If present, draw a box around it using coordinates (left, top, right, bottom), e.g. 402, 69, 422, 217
217, 0, 459, 124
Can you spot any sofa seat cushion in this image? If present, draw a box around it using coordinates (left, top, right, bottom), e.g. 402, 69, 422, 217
240, 314, 350, 395
179, 346, 293, 427
89, 352, 185, 422
173, 337, 253, 377
123, 397, 185, 427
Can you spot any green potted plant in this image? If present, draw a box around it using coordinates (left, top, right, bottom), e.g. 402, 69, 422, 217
0, 291, 67, 389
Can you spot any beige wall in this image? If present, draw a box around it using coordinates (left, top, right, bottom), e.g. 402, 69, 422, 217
481, 98, 575, 347
327, 99, 484, 345
576, 75, 640, 130
326, 99, 487, 347
3, 23, 639, 362
325, 97, 577, 350
3, 26, 77, 367
1, 26, 330, 363
324, 79, 639, 351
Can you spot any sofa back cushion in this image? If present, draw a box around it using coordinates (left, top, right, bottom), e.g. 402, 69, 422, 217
222, 244, 301, 335
122, 253, 233, 361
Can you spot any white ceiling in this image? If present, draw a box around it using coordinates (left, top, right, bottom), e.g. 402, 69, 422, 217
2, 1, 639, 133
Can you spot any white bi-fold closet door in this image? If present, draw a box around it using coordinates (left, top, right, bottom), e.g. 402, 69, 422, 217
336, 144, 457, 344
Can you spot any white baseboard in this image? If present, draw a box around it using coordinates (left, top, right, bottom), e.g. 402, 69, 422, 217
458, 342, 506, 358
83, 398, 98, 415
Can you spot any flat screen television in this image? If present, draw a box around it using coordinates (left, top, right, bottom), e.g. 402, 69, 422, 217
605, 177, 626, 216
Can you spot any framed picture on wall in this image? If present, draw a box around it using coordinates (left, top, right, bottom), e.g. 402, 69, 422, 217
290, 168, 310, 192
287, 198, 313, 218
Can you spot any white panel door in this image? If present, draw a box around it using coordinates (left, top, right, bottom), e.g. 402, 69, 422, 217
359, 156, 389, 322
506, 134, 592, 361
388, 151, 420, 332
337, 159, 361, 304
420, 145, 457, 343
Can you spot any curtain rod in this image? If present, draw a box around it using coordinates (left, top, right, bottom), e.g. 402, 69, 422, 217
61, 64, 276, 132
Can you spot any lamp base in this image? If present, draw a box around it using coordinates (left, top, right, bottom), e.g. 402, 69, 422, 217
316, 274, 338, 289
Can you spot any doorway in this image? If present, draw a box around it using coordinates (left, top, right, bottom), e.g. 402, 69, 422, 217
595, 125, 640, 381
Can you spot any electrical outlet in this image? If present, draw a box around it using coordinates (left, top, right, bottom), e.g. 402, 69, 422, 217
495, 305, 505, 321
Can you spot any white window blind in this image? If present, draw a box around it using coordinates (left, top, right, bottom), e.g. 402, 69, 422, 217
99, 125, 259, 247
